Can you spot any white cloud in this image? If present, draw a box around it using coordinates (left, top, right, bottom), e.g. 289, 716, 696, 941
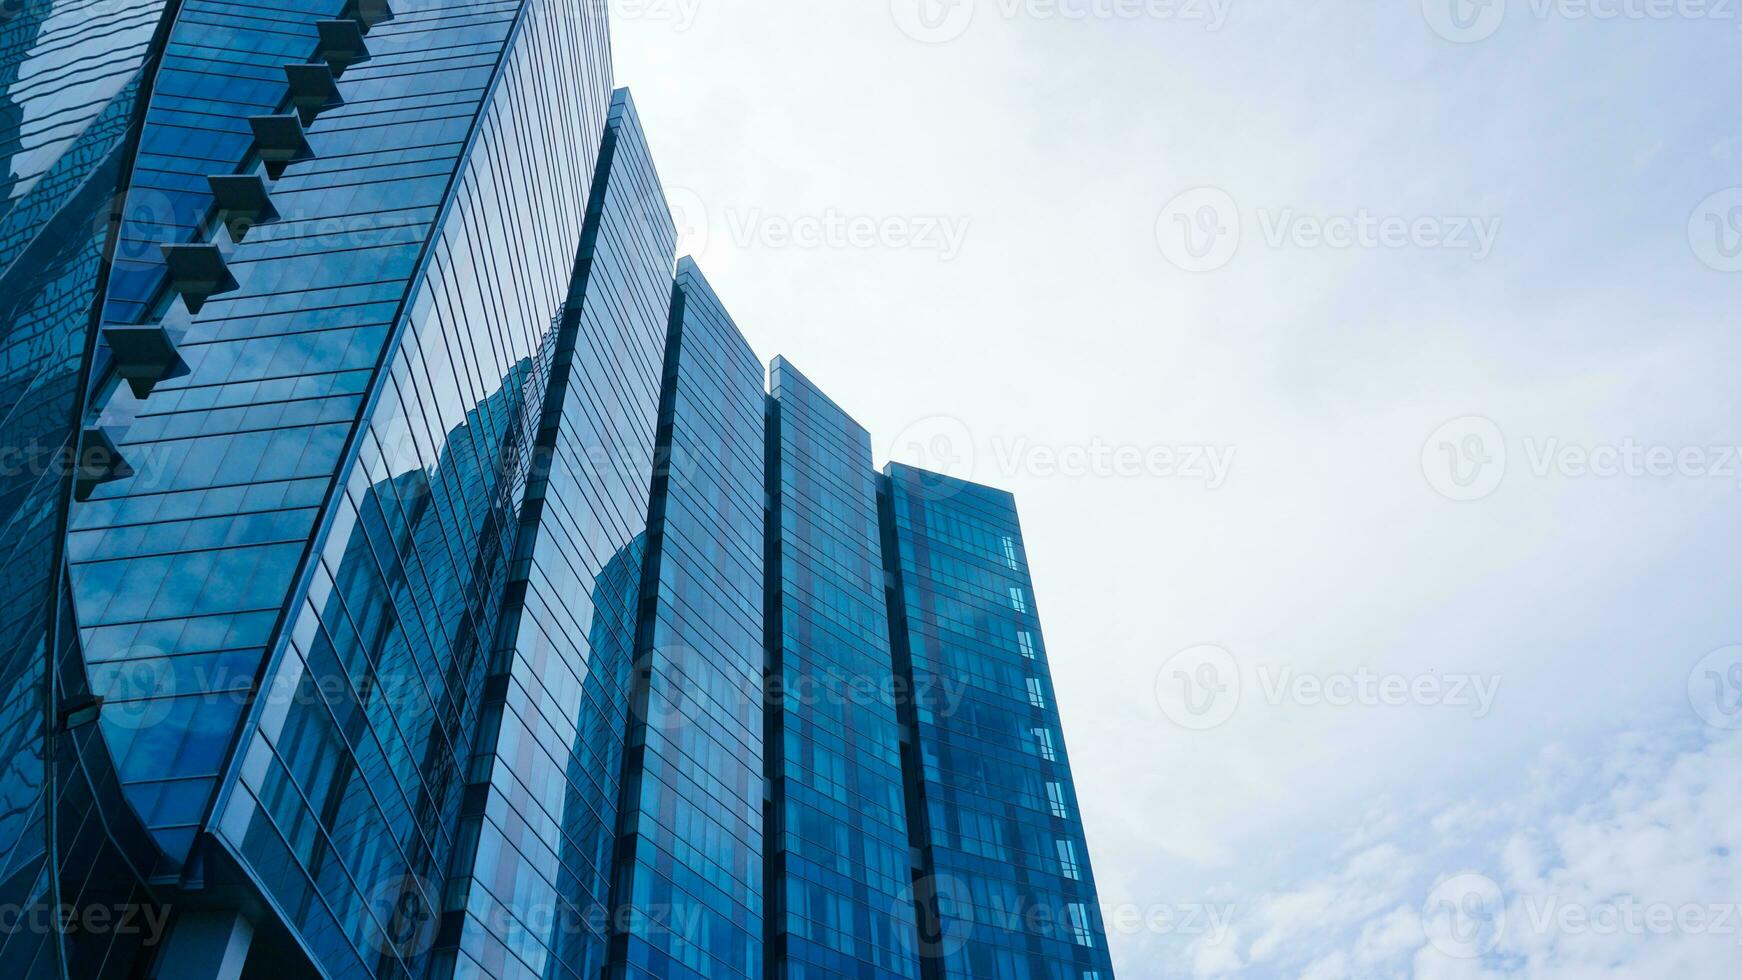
1412, 947, 1498, 980
1486, 728, 1742, 978
1245, 843, 1417, 967
1354, 906, 1424, 969
1194, 726, 1742, 979
1189, 925, 1244, 979
1300, 951, 1350, 980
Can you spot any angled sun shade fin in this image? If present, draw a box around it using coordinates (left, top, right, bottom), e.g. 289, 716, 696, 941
74, 427, 133, 501
285, 62, 344, 124
248, 114, 315, 179
102, 324, 187, 398
347, 0, 394, 31
316, 19, 371, 74
57, 694, 103, 731
207, 174, 278, 241
159, 244, 238, 314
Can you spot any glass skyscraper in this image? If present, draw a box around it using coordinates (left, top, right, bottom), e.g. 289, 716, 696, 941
765, 359, 919, 980
0, 2, 1115, 978
881, 468, 1116, 980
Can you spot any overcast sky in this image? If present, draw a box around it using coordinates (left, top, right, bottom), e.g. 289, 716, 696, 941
613, 3, 1742, 976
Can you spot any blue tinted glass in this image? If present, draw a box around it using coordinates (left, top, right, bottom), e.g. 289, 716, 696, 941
880, 464, 1118, 980
432, 88, 674, 980
766, 359, 922, 980
606, 258, 766, 980
0, 0, 176, 974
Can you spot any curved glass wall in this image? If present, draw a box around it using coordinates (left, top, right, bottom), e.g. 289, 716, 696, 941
0, 0, 175, 974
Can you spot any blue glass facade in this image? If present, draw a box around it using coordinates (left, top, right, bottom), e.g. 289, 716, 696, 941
607, 258, 765, 980
433, 88, 673, 980
0, 1, 177, 976
206, 1, 616, 974
880, 465, 1115, 980
74, 0, 605, 873
0, 6, 1114, 979
765, 360, 920, 980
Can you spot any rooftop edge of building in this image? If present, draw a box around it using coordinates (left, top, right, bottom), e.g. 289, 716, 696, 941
883, 459, 1021, 505
768, 354, 879, 441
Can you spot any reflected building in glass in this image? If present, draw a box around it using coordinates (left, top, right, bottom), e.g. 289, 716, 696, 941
606, 258, 767, 980
0, 2, 1115, 978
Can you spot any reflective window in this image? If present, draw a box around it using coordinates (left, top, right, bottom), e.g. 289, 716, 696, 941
881, 463, 1117, 978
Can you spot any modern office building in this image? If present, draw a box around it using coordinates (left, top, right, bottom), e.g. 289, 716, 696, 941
881, 467, 1117, 980
765, 359, 920, 980
607, 258, 767, 980
0, 2, 1114, 978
